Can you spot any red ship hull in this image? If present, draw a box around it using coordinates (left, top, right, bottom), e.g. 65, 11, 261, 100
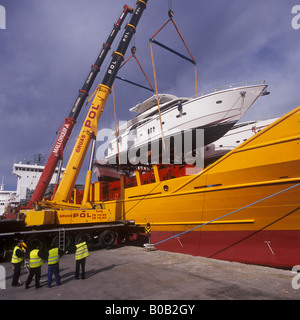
151, 229, 300, 268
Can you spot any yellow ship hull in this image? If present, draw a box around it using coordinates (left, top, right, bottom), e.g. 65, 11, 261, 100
27, 105, 300, 267
100, 105, 300, 267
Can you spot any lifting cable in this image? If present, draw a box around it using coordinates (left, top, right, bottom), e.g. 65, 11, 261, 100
116, 46, 154, 93
86, 47, 154, 106
149, 8, 198, 151
112, 84, 121, 165
112, 46, 154, 165
150, 40, 166, 151
86, 47, 153, 166
151, 182, 300, 247
149, 9, 198, 98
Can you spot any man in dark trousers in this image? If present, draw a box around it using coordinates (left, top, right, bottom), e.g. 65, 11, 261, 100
75, 237, 89, 280
47, 242, 64, 288
25, 243, 46, 289
11, 239, 25, 287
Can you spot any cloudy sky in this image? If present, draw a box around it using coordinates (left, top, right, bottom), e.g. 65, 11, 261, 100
1, 0, 300, 190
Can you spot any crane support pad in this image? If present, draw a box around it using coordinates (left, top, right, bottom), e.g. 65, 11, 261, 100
150, 39, 196, 65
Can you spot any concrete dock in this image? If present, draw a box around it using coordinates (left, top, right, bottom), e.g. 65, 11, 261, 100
1, 245, 299, 300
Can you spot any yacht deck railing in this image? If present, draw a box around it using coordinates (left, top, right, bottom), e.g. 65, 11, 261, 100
197, 80, 266, 99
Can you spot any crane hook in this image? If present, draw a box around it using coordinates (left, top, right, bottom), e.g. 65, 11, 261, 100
168, 9, 174, 18
131, 46, 137, 55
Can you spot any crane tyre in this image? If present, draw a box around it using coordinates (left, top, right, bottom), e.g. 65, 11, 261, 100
75, 233, 92, 247
51, 234, 73, 251
0, 243, 4, 261
27, 236, 46, 252
98, 230, 115, 248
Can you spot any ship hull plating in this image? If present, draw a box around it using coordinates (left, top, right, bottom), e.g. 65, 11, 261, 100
151, 229, 300, 268
100, 105, 300, 268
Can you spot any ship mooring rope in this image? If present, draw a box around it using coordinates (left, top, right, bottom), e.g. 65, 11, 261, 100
152, 182, 300, 247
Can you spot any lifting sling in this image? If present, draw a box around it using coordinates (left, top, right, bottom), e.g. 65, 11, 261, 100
149, 9, 198, 98
116, 46, 154, 93
149, 9, 199, 151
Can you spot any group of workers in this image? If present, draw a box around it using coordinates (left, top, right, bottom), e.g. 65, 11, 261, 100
11, 237, 90, 288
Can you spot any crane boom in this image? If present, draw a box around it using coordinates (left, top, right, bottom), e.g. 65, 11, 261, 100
54, 0, 148, 203
28, 5, 133, 207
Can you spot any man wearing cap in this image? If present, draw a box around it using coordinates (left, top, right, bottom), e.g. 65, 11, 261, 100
11, 239, 26, 287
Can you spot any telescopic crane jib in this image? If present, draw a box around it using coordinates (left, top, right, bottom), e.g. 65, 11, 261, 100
24, 0, 148, 228
37, 0, 148, 206
0, 1, 149, 258
28, 5, 134, 207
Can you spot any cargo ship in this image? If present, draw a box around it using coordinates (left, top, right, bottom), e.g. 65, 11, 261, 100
90, 105, 300, 268
3, 1, 298, 269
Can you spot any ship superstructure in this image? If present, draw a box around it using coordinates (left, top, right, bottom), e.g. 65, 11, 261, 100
0, 161, 64, 215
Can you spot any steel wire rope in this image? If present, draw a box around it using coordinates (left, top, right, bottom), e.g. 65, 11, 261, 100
112, 84, 121, 165
118, 178, 164, 221
151, 182, 300, 247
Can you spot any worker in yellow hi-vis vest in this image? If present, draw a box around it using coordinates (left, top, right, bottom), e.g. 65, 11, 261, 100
25, 243, 46, 289
47, 242, 64, 288
75, 237, 89, 280
11, 239, 26, 287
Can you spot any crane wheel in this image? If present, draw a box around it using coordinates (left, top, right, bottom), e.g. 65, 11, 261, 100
52, 234, 73, 251
27, 236, 46, 253
98, 230, 115, 248
75, 233, 92, 247
0, 243, 4, 262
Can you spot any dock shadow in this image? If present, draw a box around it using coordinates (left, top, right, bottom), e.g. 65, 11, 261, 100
60, 263, 125, 284
85, 264, 119, 279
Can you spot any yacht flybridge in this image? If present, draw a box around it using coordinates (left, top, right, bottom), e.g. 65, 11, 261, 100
105, 81, 268, 165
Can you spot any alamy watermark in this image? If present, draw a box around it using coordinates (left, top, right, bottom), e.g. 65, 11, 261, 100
292, 5, 300, 30
0, 5, 6, 29
0, 265, 6, 289
96, 123, 204, 169
291, 265, 300, 289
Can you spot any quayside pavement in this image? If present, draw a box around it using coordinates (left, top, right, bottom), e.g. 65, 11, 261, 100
1, 245, 299, 300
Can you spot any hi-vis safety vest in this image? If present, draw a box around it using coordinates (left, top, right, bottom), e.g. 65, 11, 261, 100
29, 249, 43, 268
75, 242, 89, 260
11, 246, 23, 264
48, 248, 60, 265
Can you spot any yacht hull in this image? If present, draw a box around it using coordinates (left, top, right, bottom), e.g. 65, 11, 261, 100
106, 83, 267, 165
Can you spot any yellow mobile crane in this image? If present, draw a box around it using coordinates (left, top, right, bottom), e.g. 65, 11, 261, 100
26, 0, 148, 226
0, 1, 148, 256
26, 0, 148, 223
